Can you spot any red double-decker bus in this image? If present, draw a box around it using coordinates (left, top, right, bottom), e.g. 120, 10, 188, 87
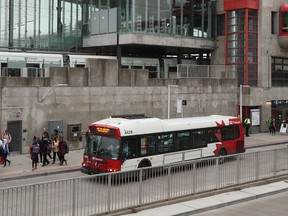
81, 114, 245, 174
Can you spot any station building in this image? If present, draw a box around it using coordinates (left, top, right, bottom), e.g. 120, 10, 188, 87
1, 0, 288, 134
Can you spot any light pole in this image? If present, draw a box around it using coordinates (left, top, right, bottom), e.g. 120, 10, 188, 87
167, 84, 179, 119
240, 84, 250, 122
40, 83, 68, 102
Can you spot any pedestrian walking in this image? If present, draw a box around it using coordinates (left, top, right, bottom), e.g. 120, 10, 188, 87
41, 127, 50, 166
244, 117, 251, 137
58, 135, 68, 165
266, 117, 273, 135
272, 118, 277, 135
30, 136, 40, 171
51, 135, 60, 164
2, 129, 12, 152
0, 139, 4, 164
2, 138, 11, 167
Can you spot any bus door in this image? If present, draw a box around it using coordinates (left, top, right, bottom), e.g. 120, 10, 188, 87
120, 137, 138, 171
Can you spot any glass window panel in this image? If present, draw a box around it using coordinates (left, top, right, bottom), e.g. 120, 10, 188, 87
248, 33, 257, 40
236, 64, 245, 71
157, 133, 174, 153
282, 12, 288, 32
283, 73, 288, 79
283, 59, 288, 64
248, 64, 257, 71
248, 24, 257, 31
221, 126, 234, 141
248, 9, 257, 16
248, 48, 257, 55
274, 58, 283, 64
228, 25, 245, 32
176, 131, 191, 150
227, 41, 245, 48
248, 71, 257, 79
217, 14, 225, 36
227, 10, 245, 18
235, 56, 245, 62
283, 80, 288, 86
248, 55, 257, 63
248, 79, 257, 86
192, 130, 206, 148
227, 57, 236, 63
228, 33, 245, 40
237, 70, 245, 79
283, 65, 288, 71
248, 41, 257, 48
227, 17, 245, 25
272, 80, 283, 87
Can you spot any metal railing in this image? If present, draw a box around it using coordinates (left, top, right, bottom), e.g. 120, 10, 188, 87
1, 146, 288, 216
177, 65, 237, 79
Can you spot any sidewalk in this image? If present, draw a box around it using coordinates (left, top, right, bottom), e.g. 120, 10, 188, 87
0, 149, 84, 181
0, 132, 287, 181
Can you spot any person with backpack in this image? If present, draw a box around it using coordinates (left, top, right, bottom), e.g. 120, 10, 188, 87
30, 136, 40, 171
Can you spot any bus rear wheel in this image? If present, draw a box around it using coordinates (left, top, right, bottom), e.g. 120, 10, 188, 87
218, 149, 227, 164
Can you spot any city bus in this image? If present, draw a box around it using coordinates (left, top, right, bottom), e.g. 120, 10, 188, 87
81, 114, 245, 174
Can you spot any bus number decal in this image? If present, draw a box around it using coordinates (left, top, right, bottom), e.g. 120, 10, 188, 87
124, 129, 133, 134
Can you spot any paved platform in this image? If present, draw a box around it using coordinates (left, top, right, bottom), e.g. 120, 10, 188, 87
122, 180, 288, 216
0, 132, 287, 181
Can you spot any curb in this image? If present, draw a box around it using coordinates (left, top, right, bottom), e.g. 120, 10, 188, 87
173, 184, 288, 216
245, 141, 288, 149
0, 166, 81, 182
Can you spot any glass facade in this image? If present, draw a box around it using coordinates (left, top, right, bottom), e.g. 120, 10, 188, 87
0, 0, 84, 51
0, 0, 215, 52
226, 9, 258, 86
115, 0, 214, 38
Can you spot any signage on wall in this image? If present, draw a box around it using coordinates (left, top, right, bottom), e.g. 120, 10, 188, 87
251, 109, 260, 126
271, 100, 288, 105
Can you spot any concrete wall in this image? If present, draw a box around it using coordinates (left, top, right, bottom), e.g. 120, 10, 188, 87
0, 59, 238, 154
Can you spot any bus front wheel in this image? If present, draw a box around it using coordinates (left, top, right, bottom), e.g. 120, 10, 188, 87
138, 162, 151, 181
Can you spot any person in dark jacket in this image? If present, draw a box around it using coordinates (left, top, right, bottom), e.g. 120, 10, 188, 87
30, 136, 40, 171
58, 135, 68, 165
41, 127, 50, 166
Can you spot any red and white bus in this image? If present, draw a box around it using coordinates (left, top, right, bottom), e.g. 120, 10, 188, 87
81, 114, 245, 174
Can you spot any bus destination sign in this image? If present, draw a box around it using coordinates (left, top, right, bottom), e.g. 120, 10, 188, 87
90, 126, 116, 136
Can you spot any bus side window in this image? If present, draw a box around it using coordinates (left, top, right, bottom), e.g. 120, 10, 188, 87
139, 135, 156, 156
207, 128, 220, 143
192, 130, 207, 148
157, 133, 174, 153
176, 131, 191, 151
122, 138, 137, 159
147, 135, 156, 155
222, 126, 234, 141
234, 125, 240, 139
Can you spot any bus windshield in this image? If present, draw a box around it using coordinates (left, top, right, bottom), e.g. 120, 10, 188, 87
85, 134, 120, 160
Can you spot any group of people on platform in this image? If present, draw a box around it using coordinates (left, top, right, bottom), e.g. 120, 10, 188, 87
0, 129, 12, 167
29, 128, 69, 171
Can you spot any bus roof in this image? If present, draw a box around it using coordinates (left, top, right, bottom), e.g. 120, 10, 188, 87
91, 115, 241, 136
